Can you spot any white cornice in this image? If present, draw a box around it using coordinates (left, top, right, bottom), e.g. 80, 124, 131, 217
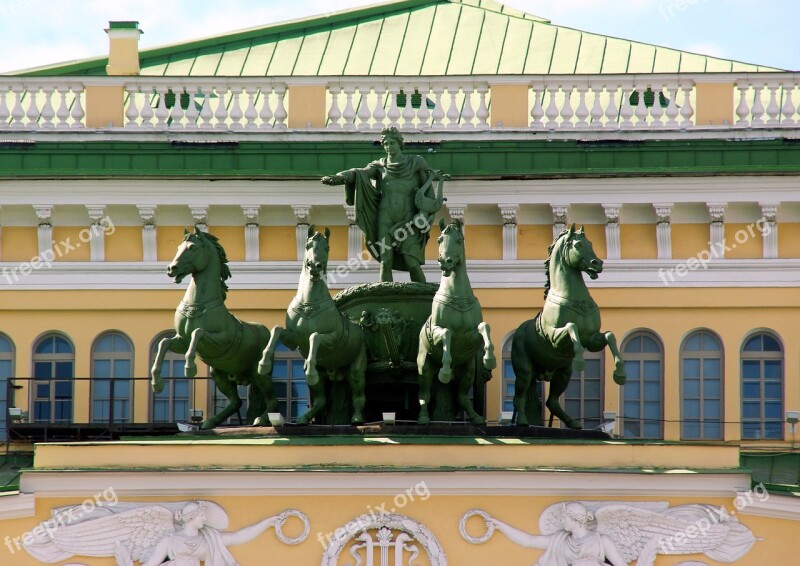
738, 492, 800, 521
0, 493, 35, 520
20, 470, 752, 499
0, 260, 798, 290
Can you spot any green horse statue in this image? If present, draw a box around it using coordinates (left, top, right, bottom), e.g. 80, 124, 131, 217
511, 224, 626, 428
417, 219, 496, 425
151, 227, 278, 429
258, 226, 367, 425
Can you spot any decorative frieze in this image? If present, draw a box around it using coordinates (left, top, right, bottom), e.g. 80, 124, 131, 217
498, 204, 519, 260
603, 204, 621, 260
654, 203, 673, 260
242, 205, 260, 262
137, 205, 158, 262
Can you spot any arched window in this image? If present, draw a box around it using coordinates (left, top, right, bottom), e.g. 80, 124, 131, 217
681, 330, 723, 440
0, 334, 15, 441
621, 331, 663, 439
500, 335, 542, 421
32, 333, 74, 423
151, 332, 191, 423
91, 332, 133, 423
562, 350, 604, 430
272, 343, 308, 422
741, 331, 784, 440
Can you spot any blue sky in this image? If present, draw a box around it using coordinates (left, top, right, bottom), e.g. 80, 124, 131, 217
0, 0, 796, 73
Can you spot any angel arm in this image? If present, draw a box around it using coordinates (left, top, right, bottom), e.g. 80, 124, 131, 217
487, 517, 551, 549
601, 535, 630, 566
220, 515, 280, 547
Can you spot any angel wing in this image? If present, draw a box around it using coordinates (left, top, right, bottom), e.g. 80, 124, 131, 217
24, 504, 175, 564
594, 504, 729, 564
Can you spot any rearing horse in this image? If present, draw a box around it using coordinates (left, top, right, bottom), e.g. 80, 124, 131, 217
258, 226, 367, 425
511, 224, 626, 428
417, 219, 496, 425
151, 227, 278, 429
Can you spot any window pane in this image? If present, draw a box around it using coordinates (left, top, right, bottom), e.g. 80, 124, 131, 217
742, 381, 760, 399
94, 379, 110, 397
742, 402, 761, 419
703, 358, 721, 378
0, 337, 12, 353
742, 360, 760, 379
643, 381, 660, 400
624, 336, 642, 353
683, 359, 700, 378
762, 335, 781, 352
624, 361, 640, 380
94, 360, 112, 379
703, 378, 721, 399
742, 422, 760, 439
36, 338, 54, 354
684, 378, 700, 398
702, 334, 721, 351
55, 362, 73, 379
584, 378, 601, 399
764, 382, 782, 399
34, 362, 52, 379
95, 335, 114, 353
641, 336, 660, 353
174, 380, 189, 397
624, 381, 640, 401
764, 360, 782, 379
684, 400, 700, 419
55, 381, 71, 399
114, 360, 132, 378
272, 361, 288, 379
704, 400, 721, 419
743, 336, 762, 352
0, 360, 11, 379
55, 337, 72, 354
684, 334, 702, 352
683, 422, 701, 439
703, 422, 722, 439
643, 361, 661, 380
764, 402, 782, 419
291, 360, 305, 378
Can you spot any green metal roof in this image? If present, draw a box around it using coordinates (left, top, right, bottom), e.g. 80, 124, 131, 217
17, 0, 779, 77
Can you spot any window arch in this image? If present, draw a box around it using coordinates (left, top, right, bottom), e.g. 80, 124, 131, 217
0, 333, 15, 441
741, 331, 784, 440
91, 332, 133, 423
562, 350, 604, 430
620, 331, 663, 439
32, 333, 74, 423
151, 331, 191, 423
681, 330, 723, 440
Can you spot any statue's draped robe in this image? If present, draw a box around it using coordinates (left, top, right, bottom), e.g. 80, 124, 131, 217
535, 531, 606, 566
343, 155, 431, 272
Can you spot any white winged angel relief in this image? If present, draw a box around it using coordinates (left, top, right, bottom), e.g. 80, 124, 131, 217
460, 501, 759, 566
23, 500, 309, 566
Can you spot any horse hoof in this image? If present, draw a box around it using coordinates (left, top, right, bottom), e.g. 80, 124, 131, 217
566, 419, 582, 430
185, 365, 198, 378
571, 360, 584, 373
483, 357, 497, 371
418, 415, 431, 425
253, 416, 264, 426
438, 370, 452, 384
200, 420, 216, 430
306, 372, 319, 386
351, 417, 365, 426
471, 416, 486, 425
151, 381, 164, 394
257, 362, 272, 376
613, 370, 627, 385
297, 415, 312, 425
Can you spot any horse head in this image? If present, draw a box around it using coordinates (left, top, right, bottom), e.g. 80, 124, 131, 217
558, 224, 603, 280
168, 227, 212, 284
304, 224, 331, 281
437, 218, 465, 277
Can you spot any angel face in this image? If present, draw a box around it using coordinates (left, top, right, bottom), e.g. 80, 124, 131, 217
562, 502, 592, 532
178, 502, 207, 529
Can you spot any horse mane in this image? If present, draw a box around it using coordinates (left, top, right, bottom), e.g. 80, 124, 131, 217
190, 230, 231, 299
543, 228, 570, 299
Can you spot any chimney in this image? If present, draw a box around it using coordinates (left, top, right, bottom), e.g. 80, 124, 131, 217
105, 21, 142, 76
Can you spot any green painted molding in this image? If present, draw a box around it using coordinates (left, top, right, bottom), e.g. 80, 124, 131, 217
0, 138, 798, 179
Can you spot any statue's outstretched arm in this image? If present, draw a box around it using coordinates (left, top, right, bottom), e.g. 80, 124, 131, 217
220, 515, 280, 547
488, 517, 550, 549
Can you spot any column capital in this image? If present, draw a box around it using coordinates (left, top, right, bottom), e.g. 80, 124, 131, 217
706, 203, 726, 223
498, 204, 519, 225
653, 203, 673, 224
551, 204, 569, 225
189, 205, 209, 231
602, 204, 622, 224
137, 205, 157, 224
86, 204, 106, 223
33, 205, 53, 223
343, 204, 357, 224
291, 205, 312, 224
759, 203, 778, 223
446, 203, 467, 223
241, 205, 260, 224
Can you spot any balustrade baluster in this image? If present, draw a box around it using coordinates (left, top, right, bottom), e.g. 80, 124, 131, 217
356, 85, 372, 130
574, 86, 589, 128
273, 85, 287, 128
155, 86, 170, 129
417, 85, 431, 128
604, 86, 620, 128
228, 88, 244, 130
476, 83, 489, 129
529, 84, 545, 128
780, 83, 797, 126
750, 83, 766, 126
242, 88, 257, 129
0, 87, 10, 129
735, 83, 750, 126
184, 87, 200, 129
138, 87, 154, 128
55, 85, 71, 129
327, 86, 342, 129
25, 85, 41, 129
386, 86, 401, 128
560, 85, 574, 128
373, 87, 386, 129
342, 85, 357, 130
634, 85, 649, 127
765, 83, 780, 126
445, 86, 461, 130
169, 87, 187, 129
258, 86, 274, 129
679, 81, 694, 127
70, 87, 85, 129
664, 84, 680, 128
402, 86, 416, 129
430, 86, 444, 129
39, 85, 55, 128
589, 84, 604, 128
124, 86, 140, 128
460, 85, 474, 129
10, 88, 25, 128
544, 85, 559, 129
650, 86, 664, 128
213, 86, 229, 129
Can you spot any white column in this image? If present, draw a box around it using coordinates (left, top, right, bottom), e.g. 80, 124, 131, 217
242, 206, 260, 262
446, 203, 467, 224
137, 205, 158, 262
34, 205, 53, 258
654, 203, 673, 260
86, 205, 106, 262
190, 205, 209, 232
292, 205, 312, 261
499, 204, 519, 260
344, 205, 362, 259
603, 204, 621, 260
760, 203, 778, 259
551, 205, 568, 240
0, 205, 3, 262
707, 203, 726, 259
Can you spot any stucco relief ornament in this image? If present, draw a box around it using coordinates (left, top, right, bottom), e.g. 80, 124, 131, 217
460, 501, 759, 566
22, 500, 309, 566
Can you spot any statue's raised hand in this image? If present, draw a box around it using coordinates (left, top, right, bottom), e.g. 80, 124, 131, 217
321, 174, 346, 186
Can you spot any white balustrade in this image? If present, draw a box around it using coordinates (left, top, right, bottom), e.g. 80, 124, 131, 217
0, 73, 798, 132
